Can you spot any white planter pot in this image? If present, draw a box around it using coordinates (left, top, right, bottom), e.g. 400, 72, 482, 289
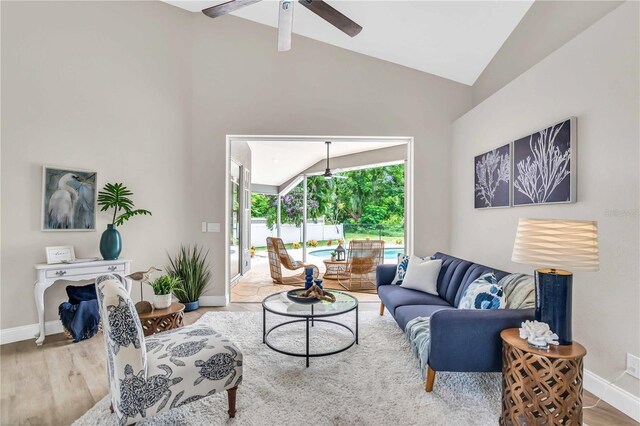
153, 294, 172, 310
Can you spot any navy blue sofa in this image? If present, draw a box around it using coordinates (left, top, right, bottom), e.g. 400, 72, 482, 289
377, 252, 534, 391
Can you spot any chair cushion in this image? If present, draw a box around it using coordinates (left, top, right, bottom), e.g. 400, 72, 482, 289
394, 305, 455, 330
378, 284, 450, 315
117, 325, 243, 424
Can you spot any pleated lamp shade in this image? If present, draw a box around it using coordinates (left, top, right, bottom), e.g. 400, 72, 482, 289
512, 218, 599, 271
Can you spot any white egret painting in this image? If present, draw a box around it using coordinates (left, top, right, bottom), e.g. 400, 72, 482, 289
513, 118, 576, 206
42, 166, 97, 231
474, 143, 511, 208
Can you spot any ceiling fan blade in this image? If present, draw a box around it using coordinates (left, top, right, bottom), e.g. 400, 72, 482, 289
202, 0, 262, 19
297, 0, 362, 37
278, 0, 294, 52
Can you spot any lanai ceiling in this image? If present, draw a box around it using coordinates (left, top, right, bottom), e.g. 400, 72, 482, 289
245, 139, 406, 186
162, 0, 533, 85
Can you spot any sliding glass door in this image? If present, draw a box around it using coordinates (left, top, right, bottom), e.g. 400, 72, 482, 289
230, 161, 241, 281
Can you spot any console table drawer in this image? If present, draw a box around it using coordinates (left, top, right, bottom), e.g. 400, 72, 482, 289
45, 264, 125, 279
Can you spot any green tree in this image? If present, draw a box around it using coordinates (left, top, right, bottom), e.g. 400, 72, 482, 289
251, 164, 405, 230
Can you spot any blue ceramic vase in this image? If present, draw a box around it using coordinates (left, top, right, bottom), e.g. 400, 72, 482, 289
304, 267, 314, 290
100, 224, 122, 260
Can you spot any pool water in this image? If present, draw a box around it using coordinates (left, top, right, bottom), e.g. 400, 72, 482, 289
309, 247, 405, 260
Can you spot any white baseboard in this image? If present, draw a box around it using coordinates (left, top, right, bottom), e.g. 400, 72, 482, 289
1, 295, 230, 345
584, 369, 640, 422
0, 320, 64, 345
199, 295, 228, 306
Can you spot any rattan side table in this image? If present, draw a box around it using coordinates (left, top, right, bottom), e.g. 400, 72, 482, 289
138, 302, 185, 336
500, 328, 587, 425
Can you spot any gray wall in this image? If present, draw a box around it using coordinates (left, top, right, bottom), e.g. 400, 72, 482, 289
1, 1, 472, 328
452, 2, 639, 397
1, 1, 193, 329
189, 13, 471, 299
472, 0, 623, 106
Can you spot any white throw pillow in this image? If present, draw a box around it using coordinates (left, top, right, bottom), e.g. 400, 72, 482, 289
400, 257, 442, 295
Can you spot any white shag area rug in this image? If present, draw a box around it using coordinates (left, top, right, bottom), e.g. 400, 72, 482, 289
75, 311, 501, 425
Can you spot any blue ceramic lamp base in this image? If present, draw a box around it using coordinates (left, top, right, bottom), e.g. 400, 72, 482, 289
535, 269, 573, 345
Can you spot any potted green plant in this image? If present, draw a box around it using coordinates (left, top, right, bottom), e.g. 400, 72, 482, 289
97, 183, 151, 260
330, 251, 337, 262
149, 275, 180, 309
166, 245, 212, 312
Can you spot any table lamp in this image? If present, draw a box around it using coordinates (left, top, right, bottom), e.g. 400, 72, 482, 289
512, 218, 599, 345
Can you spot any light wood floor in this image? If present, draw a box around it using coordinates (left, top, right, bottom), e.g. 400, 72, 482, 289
1, 303, 636, 426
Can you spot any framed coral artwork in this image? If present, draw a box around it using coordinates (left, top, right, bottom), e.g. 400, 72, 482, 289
474, 143, 511, 209
512, 118, 576, 206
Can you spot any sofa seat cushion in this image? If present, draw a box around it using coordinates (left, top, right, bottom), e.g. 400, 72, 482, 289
394, 305, 454, 330
378, 285, 450, 316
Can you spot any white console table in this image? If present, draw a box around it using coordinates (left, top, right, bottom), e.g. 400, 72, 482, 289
34, 259, 132, 345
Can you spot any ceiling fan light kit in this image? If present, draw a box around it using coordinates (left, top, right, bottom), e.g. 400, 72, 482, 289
202, 0, 362, 52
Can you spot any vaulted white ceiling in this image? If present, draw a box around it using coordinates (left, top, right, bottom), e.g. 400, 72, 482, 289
163, 0, 532, 85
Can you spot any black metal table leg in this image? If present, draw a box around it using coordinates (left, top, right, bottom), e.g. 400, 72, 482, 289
311, 305, 314, 327
306, 317, 310, 367
356, 304, 359, 344
262, 306, 266, 344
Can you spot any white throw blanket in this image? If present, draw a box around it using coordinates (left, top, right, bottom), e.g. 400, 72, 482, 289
404, 316, 431, 380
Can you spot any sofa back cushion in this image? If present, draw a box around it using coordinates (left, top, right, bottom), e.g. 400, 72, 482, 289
431, 253, 510, 307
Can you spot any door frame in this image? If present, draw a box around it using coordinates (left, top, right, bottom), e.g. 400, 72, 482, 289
225, 135, 415, 305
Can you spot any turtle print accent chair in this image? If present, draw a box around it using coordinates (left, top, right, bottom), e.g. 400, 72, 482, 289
96, 275, 243, 425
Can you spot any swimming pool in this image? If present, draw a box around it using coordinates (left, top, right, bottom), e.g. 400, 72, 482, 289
309, 247, 405, 260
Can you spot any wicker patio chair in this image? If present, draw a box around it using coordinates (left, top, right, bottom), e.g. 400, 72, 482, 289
266, 237, 319, 285
338, 239, 385, 292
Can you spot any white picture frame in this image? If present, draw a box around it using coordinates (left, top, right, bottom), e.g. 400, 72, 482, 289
42, 165, 98, 231
46, 246, 76, 264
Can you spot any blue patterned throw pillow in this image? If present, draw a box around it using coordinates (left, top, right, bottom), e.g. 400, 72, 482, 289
391, 254, 410, 284
458, 273, 505, 310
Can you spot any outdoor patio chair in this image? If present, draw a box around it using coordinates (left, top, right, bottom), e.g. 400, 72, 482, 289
338, 239, 385, 292
266, 237, 319, 285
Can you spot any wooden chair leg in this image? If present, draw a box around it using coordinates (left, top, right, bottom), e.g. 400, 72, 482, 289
379, 302, 385, 316
227, 386, 238, 418
425, 366, 436, 392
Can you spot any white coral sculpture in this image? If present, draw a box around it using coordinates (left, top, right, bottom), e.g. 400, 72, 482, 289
475, 149, 510, 207
514, 123, 571, 203
519, 320, 559, 348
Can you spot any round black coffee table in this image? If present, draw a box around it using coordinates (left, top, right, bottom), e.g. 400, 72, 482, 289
262, 290, 358, 367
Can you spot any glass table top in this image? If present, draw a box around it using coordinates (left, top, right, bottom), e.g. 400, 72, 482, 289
262, 290, 358, 318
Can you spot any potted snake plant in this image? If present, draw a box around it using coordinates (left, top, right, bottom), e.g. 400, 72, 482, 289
149, 275, 180, 309
166, 245, 212, 312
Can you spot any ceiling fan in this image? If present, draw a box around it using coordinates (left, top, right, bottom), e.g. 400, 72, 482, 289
322, 141, 347, 180
202, 0, 363, 52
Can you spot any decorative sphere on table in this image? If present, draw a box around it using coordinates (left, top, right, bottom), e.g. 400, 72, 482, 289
305, 267, 314, 290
